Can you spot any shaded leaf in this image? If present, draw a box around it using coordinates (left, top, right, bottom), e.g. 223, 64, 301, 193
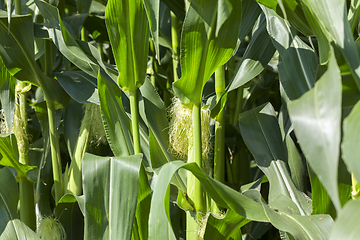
0, 61, 15, 133
35, 0, 100, 78
143, 0, 160, 60
226, 14, 275, 93
257, 0, 313, 35
0, 167, 19, 234
262, 5, 318, 100
301, 0, 360, 90
56, 71, 99, 104
239, 103, 311, 215
204, 210, 250, 240
0, 9, 69, 106
288, 51, 342, 211
55, 194, 85, 240
0, 134, 37, 181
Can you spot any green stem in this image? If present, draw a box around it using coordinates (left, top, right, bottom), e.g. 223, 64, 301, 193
130, 90, 141, 155
193, 104, 204, 212
350, 5, 360, 34
14, 1, 36, 231
187, 104, 205, 239
66, 104, 93, 195
15, 83, 36, 231
14, 0, 21, 15
47, 100, 63, 203
81, 27, 87, 41
171, 11, 179, 82
44, 33, 63, 202
19, 178, 35, 230
214, 66, 225, 184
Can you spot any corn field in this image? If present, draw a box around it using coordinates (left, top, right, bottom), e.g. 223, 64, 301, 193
0, 0, 360, 239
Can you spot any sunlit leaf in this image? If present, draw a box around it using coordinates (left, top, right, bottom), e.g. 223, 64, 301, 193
105, 0, 149, 93
173, 0, 241, 106
98, 70, 133, 157
342, 100, 360, 184
329, 198, 360, 240
83, 153, 143, 240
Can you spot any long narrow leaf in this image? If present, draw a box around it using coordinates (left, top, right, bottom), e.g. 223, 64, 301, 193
342, 100, 360, 184
288, 51, 342, 211
0, 61, 15, 133
301, 0, 360, 90
261, 5, 318, 100
0, 134, 37, 181
83, 153, 143, 240
239, 103, 312, 215
173, 0, 241, 106
105, 0, 149, 93
98, 70, 133, 157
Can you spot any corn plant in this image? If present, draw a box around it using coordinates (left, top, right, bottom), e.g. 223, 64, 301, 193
1, 0, 360, 239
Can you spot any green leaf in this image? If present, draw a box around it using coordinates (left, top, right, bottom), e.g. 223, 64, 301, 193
173, 0, 241, 106
257, 0, 313, 36
35, 0, 100, 78
262, 5, 318, 100
0, 167, 19, 231
133, 162, 152, 240
143, 0, 160, 60
139, 80, 170, 169
1, 219, 40, 239
278, 106, 307, 192
329, 198, 360, 240
226, 15, 275, 93
63, 100, 84, 160
160, 0, 185, 21
301, 3, 330, 64
56, 71, 99, 104
348, 0, 360, 33
83, 153, 143, 240
0, 61, 15, 133
342, 100, 360, 184
288, 51, 342, 211
149, 161, 267, 240
301, 0, 360, 90
98, 70, 133, 157
149, 161, 333, 239
238, 0, 262, 41
0, 134, 37, 181
0, 11, 39, 86
0, 168, 39, 239
261, 194, 333, 240
139, 79, 186, 191
239, 103, 311, 215
55, 194, 85, 240
77, 0, 92, 13
105, 0, 150, 93
0, 9, 69, 107
203, 210, 250, 240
